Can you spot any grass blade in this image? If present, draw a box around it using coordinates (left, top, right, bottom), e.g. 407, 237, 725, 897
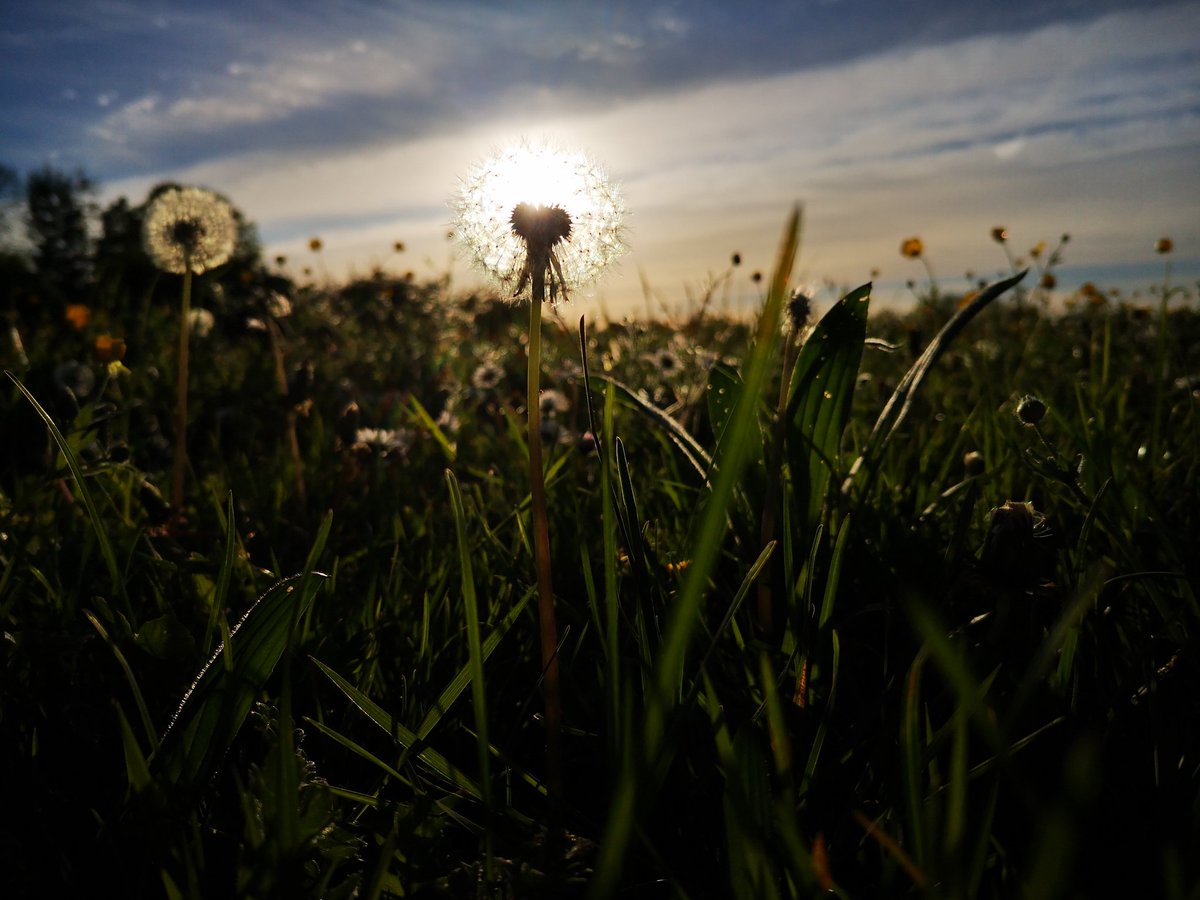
445, 469, 493, 827
591, 204, 802, 896
155, 571, 325, 790
7, 371, 128, 616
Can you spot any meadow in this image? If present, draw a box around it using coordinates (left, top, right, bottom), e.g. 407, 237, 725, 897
1, 178, 1198, 898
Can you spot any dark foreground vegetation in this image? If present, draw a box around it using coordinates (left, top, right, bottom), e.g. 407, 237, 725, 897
1, 171, 1198, 898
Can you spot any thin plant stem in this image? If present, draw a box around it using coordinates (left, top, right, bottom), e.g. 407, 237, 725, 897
1150, 259, 1173, 459
267, 318, 307, 505
528, 264, 564, 813
171, 269, 192, 523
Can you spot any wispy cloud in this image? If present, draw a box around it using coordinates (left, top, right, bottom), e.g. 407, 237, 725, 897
12, 1, 1197, 313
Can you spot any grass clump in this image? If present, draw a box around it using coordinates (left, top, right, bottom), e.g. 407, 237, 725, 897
1, 184, 1198, 899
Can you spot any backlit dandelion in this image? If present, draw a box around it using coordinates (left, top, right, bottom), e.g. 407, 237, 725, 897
141, 185, 236, 525
142, 187, 236, 275
451, 140, 625, 812
451, 139, 625, 302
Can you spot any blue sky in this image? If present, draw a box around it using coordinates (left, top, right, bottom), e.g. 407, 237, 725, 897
3, 0, 1198, 315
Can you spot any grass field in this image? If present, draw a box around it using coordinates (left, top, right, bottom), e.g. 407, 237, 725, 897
1, 201, 1198, 898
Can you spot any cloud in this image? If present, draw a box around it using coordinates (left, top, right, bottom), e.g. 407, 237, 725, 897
96, 3, 1198, 315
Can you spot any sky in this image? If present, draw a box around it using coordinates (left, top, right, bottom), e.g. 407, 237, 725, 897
2, 0, 1198, 317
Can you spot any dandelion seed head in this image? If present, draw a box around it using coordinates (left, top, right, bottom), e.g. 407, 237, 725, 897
142, 187, 236, 275
1015, 394, 1048, 426
451, 139, 626, 300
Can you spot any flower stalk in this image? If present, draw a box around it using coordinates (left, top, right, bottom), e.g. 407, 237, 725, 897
171, 269, 192, 520
526, 262, 563, 809
450, 141, 625, 819
142, 186, 236, 525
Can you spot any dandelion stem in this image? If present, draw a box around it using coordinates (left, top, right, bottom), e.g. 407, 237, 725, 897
171, 269, 192, 523
528, 264, 564, 814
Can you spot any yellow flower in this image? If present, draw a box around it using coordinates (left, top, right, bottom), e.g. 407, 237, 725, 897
451, 139, 626, 301
93, 334, 127, 363
900, 237, 923, 259
142, 186, 237, 275
1040, 272, 1057, 289
1155, 237, 1173, 254
309, 237, 323, 252
64, 303, 91, 330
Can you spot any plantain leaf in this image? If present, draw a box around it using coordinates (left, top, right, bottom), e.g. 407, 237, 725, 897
154, 572, 325, 790
784, 283, 870, 534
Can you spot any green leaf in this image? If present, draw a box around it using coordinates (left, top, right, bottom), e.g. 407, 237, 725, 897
134, 614, 196, 661
784, 283, 870, 533
154, 572, 325, 790
706, 361, 742, 450
414, 587, 534, 741
114, 701, 152, 793
445, 469, 492, 815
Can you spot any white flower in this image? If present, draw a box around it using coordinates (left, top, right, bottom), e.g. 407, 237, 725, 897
354, 427, 412, 457
267, 291, 293, 319
187, 307, 215, 337
142, 186, 237, 275
451, 140, 626, 301
539, 389, 570, 416
471, 361, 504, 391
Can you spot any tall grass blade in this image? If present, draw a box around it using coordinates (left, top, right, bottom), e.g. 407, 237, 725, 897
591, 204, 802, 897
7, 372, 129, 616
843, 270, 1026, 495
85, 609, 158, 751
445, 469, 493, 837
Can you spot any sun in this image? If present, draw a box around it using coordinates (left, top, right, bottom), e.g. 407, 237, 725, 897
451, 139, 626, 300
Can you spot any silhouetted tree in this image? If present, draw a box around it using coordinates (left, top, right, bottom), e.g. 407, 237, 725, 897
25, 166, 96, 313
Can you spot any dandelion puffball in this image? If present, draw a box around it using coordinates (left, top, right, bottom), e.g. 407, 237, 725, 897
143, 186, 237, 275
451, 140, 626, 300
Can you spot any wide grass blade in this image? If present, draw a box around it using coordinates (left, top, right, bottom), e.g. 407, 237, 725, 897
154, 571, 326, 790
